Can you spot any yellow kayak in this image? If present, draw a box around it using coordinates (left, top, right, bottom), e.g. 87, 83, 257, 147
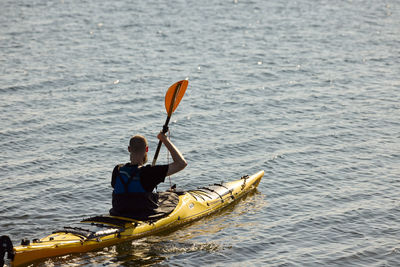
1, 170, 264, 266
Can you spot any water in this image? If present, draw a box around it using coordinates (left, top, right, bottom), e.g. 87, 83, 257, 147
1, 0, 399, 266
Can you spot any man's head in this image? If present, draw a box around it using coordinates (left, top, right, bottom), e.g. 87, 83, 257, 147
128, 135, 148, 165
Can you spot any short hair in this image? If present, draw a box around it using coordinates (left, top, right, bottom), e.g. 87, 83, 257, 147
129, 135, 148, 153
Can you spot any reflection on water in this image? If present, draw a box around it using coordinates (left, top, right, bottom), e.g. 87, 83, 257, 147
110, 239, 222, 267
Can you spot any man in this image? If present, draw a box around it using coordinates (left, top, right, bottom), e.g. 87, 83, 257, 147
110, 131, 187, 219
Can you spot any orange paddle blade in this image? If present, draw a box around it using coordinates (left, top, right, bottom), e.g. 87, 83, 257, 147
165, 80, 188, 116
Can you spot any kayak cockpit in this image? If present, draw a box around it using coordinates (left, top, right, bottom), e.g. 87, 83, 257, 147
109, 191, 180, 221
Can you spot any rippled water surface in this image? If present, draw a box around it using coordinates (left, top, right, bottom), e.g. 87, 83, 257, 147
1, 0, 399, 266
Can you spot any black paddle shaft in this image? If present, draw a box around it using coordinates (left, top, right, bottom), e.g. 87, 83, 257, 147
152, 117, 170, 166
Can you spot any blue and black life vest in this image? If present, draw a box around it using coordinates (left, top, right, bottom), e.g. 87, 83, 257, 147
113, 164, 146, 194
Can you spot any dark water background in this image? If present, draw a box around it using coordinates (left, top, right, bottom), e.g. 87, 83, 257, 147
1, 0, 399, 266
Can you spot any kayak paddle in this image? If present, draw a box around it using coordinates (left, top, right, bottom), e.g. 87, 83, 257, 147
152, 80, 188, 166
